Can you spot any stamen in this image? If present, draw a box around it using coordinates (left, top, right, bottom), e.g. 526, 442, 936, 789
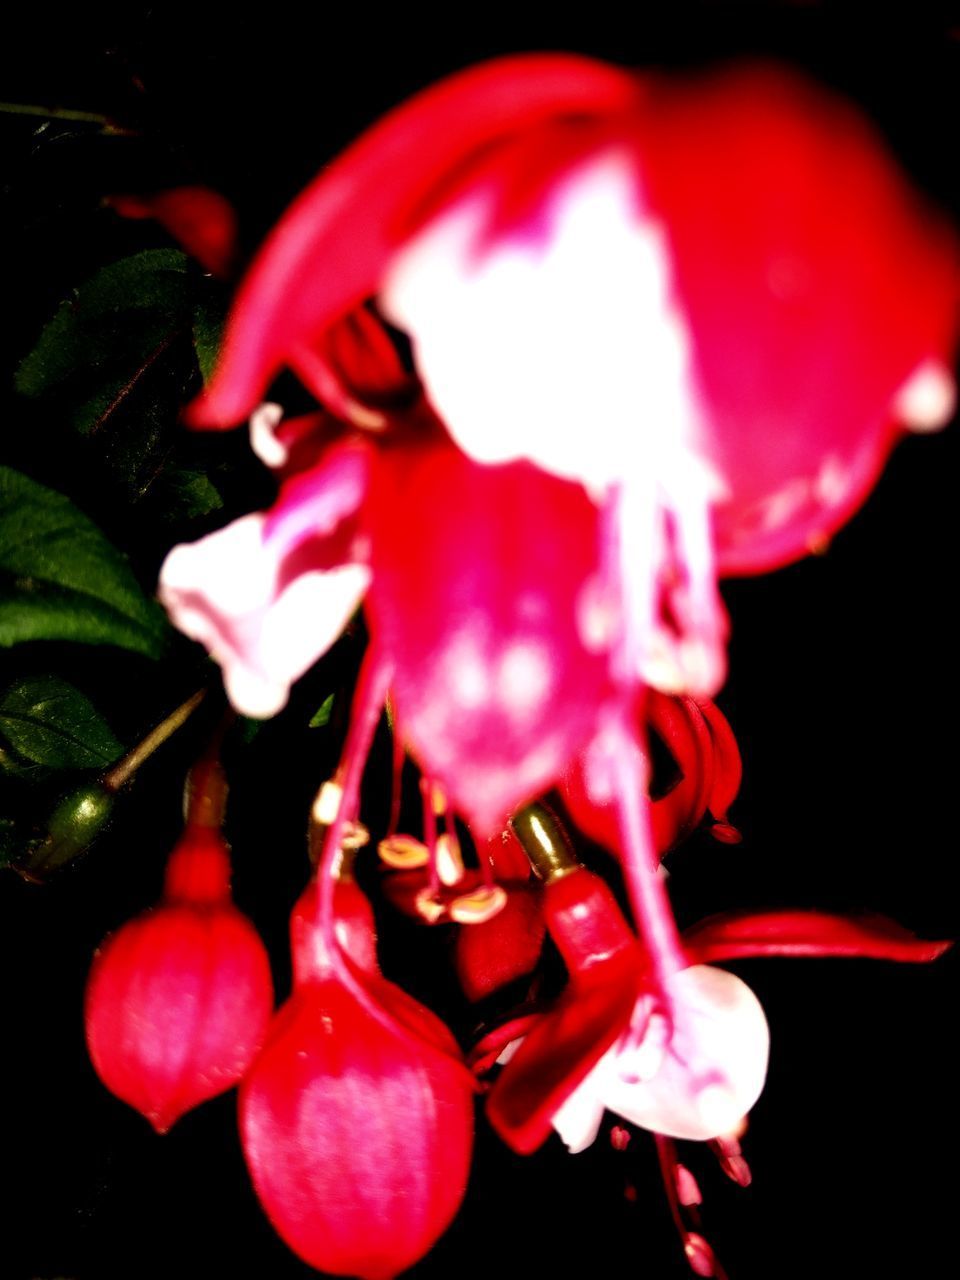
313, 778, 344, 827
654, 1134, 729, 1280
710, 1134, 752, 1188
436, 832, 466, 887
378, 834, 430, 869
610, 1124, 631, 1151
449, 884, 508, 925
387, 706, 404, 838
421, 775, 441, 896
675, 1164, 703, 1208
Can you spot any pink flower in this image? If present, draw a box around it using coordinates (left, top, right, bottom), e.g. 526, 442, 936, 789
240, 875, 474, 1280
183, 54, 956, 697
480, 865, 950, 1155
158, 56, 957, 1192
85, 821, 274, 1133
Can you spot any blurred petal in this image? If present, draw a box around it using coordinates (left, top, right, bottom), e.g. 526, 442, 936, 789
684, 910, 952, 965
160, 514, 369, 717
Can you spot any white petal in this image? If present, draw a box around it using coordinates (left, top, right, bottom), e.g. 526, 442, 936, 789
159, 516, 370, 718
550, 1068, 608, 1154
599, 966, 770, 1142
382, 151, 702, 494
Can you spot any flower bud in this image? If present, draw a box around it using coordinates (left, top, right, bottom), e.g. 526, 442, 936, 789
240, 877, 474, 1280
21, 782, 116, 878
85, 824, 273, 1133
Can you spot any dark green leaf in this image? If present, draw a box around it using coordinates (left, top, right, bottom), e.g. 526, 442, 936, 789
0, 467, 168, 656
0, 814, 25, 868
192, 295, 226, 385
15, 250, 191, 436
156, 467, 224, 521
16, 250, 190, 398
0, 675, 123, 770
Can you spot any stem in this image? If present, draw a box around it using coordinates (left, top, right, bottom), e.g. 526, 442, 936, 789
184, 707, 236, 829
315, 646, 391, 966
421, 775, 440, 895
102, 689, 207, 792
0, 100, 137, 134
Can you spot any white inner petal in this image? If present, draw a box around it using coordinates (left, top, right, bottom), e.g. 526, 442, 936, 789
382, 151, 703, 494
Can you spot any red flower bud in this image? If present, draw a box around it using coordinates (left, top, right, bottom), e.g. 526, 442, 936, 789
240, 877, 475, 1280
85, 824, 273, 1133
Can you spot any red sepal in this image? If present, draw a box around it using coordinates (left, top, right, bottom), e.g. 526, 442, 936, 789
683, 910, 952, 965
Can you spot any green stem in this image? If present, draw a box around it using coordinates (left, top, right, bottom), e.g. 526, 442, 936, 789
0, 100, 136, 135
102, 689, 207, 792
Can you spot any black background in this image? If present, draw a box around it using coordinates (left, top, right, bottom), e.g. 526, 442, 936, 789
1, 6, 958, 1279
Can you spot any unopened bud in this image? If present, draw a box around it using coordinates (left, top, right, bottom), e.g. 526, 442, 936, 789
20, 783, 115, 878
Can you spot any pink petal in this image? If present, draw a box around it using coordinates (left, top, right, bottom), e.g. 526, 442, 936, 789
363, 440, 611, 836
683, 910, 952, 964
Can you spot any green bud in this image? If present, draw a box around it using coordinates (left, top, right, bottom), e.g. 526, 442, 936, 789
19, 782, 116, 878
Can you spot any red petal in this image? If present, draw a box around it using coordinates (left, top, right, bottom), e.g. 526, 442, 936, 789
486, 956, 642, 1154
110, 186, 237, 277
193, 55, 641, 426
698, 698, 742, 824
683, 910, 952, 964
636, 66, 959, 573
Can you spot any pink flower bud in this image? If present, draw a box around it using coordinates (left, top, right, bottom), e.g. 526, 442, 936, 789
240, 878, 474, 1280
85, 825, 274, 1133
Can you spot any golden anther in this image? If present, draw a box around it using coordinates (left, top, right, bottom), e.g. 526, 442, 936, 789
312, 779, 343, 826
378, 834, 430, 869
414, 888, 447, 925
449, 884, 508, 925
430, 781, 447, 816
436, 833, 465, 887
340, 821, 370, 851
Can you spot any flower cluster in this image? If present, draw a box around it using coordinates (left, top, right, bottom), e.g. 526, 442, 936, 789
89, 54, 956, 1277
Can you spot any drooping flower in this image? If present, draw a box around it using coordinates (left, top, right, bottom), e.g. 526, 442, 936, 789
161, 53, 958, 862
239, 874, 475, 1280
157, 55, 958, 1231
478, 838, 950, 1156
85, 801, 274, 1133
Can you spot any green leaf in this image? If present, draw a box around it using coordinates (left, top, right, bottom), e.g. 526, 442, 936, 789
16, 250, 190, 398
157, 467, 224, 521
0, 467, 168, 657
309, 693, 335, 729
0, 814, 25, 868
0, 675, 123, 769
192, 295, 226, 385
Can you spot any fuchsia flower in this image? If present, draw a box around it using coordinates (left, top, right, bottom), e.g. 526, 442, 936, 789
156, 53, 957, 1274
85, 814, 274, 1134
478, 861, 949, 1155
240, 875, 474, 1280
